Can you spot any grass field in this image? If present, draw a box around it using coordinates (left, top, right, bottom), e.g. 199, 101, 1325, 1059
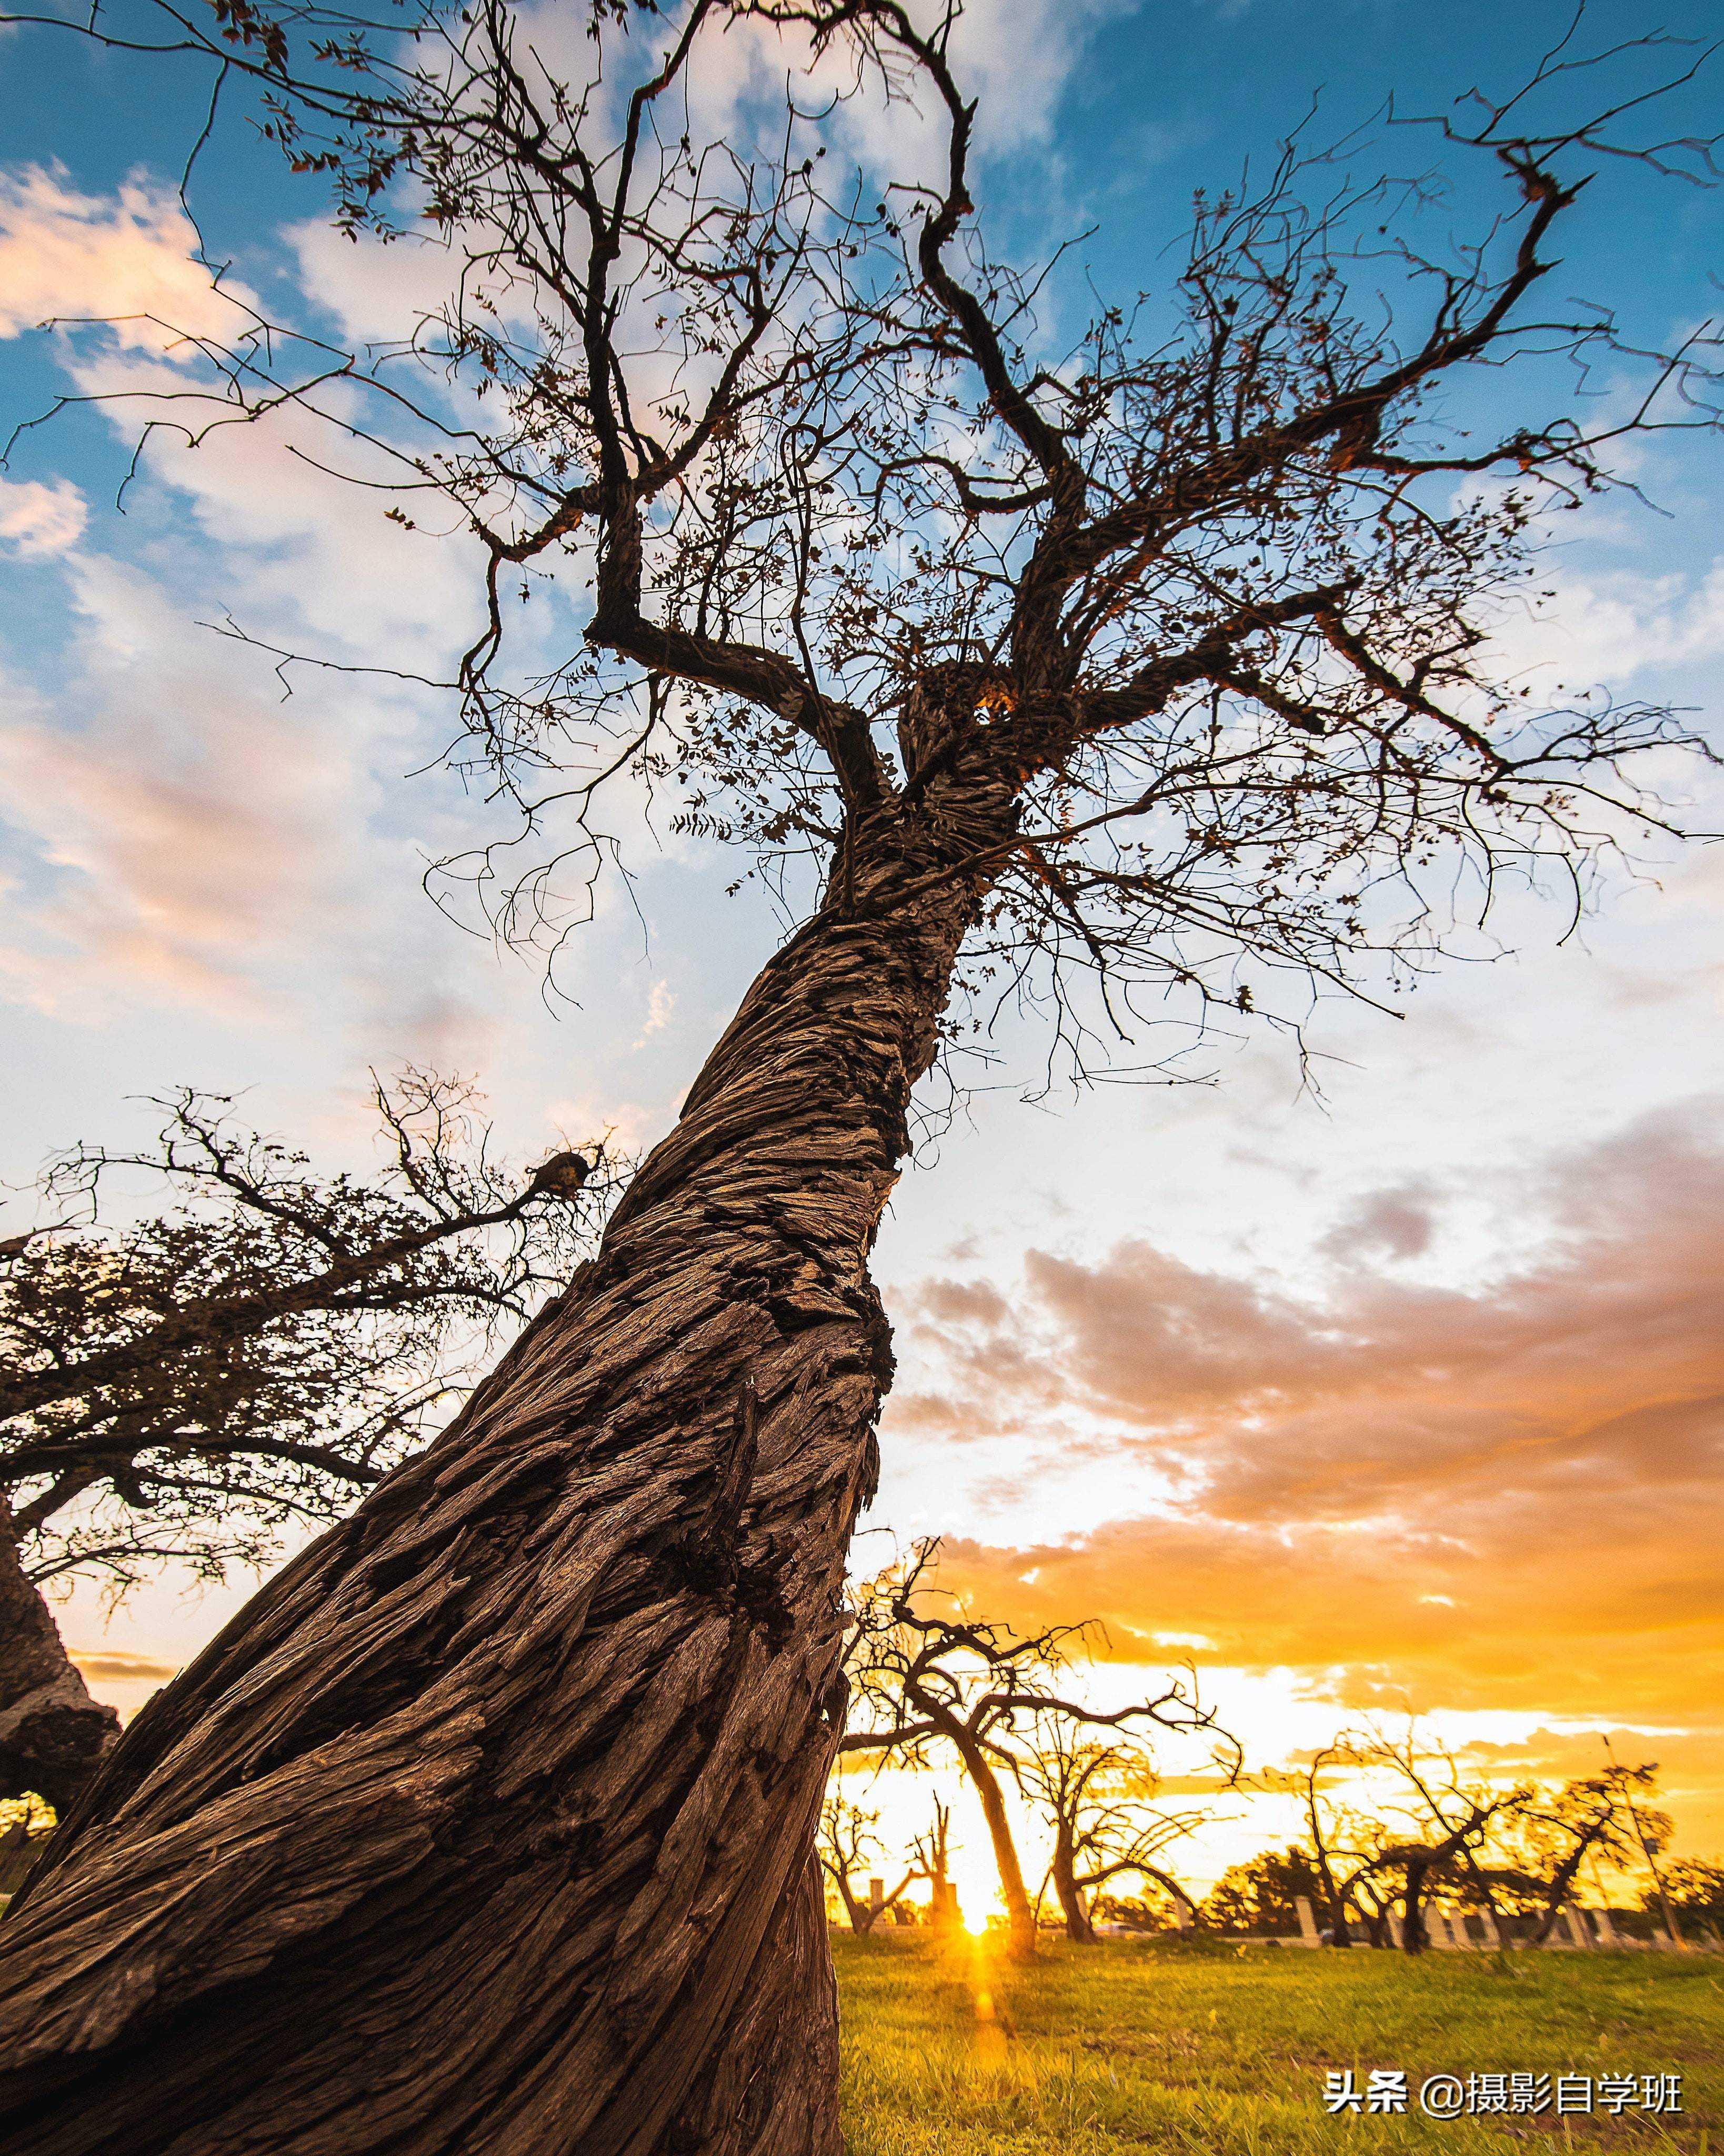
834, 1931, 1724, 2155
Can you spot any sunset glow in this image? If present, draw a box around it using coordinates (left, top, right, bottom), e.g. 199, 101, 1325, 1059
6, 0, 1722, 1897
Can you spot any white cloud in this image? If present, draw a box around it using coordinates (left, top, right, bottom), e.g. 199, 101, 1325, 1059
0, 474, 84, 555
631, 979, 676, 1047
1485, 558, 1724, 694
0, 552, 391, 1022
0, 166, 257, 351
289, 217, 467, 352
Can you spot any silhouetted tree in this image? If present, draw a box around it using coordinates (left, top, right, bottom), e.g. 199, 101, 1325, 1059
1262, 1743, 1395, 1948
2, 2, 1719, 2147
1502, 1763, 1666, 1947
0, 1072, 608, 1816
1345, 1724, 1529, 1953
912, 1793, 960, 1932
1649, 1858, 1724, 1946
816, 1795, 924, 1932
1018, 1723, 1210, 1942
3, 1072, 612, 1597
1201, 1845, 1326, 1937
841, 1542, 1217, 1955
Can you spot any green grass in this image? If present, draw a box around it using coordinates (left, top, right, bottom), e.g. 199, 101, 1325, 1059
835, 1931, 1724, 2155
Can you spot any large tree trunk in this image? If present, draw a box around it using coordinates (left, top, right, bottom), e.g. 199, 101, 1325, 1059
1401, 1862, 1430, 1955
0, 801, 999, 2153
1313, 1850, 1351, 1948
1050, 1827, 1096, 1943
948, 1726, 1038, 1957
0, 1494, 119, 1815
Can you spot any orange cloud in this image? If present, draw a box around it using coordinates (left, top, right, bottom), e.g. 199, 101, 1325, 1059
885, 1103, 1724, 1730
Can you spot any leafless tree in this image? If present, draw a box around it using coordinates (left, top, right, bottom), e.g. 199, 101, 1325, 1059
1, 2, 1720, 2147
910, 1791, 959, 1931
3, 1071, 614, 1599
1259, 1743, 1392, 1948
816, 1794, 923, 1931
1606, 1736, 1692, 1950
1347, 1723, 1530, 1953
0, 1071, 610, 1812
1017, 1723, 1210, 1942
1273, 1733, 1673, 1951
1499, 1762, 1666, 1947
840, 1540, 1222, 1954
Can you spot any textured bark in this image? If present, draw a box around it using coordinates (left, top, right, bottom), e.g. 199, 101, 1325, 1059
0, 795, 1002, 2154
0, 1495, 119, 1813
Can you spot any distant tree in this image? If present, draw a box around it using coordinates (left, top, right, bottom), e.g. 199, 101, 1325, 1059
1603, 1742, 1693, 1950
1261, 1743, 1396, 1948
1018, 1722, 1212, 1942
1272, 1731, 1678, 1951
1499, 1764, 1666, 1947
2, 1071, 614, 1598
841, 1542, 1219, 1956
815, 1795, 924, 1933
1201, 1845, 1325, 1937
911, 1794, 960, 1933
1344, 1725, 1528, 1954
1648, 1859, 1724, 1945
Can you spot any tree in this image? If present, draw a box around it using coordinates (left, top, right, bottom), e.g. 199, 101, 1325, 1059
1262, 1743, 1396, 1949
1345, 1724, 1530, 1953
3, 1071, 610, 1599
1606, 1739, 1692, 1950
1017, 1723, 1210, 1942
816, 1794, 923, 1932
1272, 1733, 1676, 1951
911, 1792, 960, 1932
1501, 1764, 1667, 1947
1, 2, 1719, 2148
1200, 1845, 1326, 1937
840, 1541, 1217, 1954
0, 1071, 607, 1817
1648, 1859, 1724, 1945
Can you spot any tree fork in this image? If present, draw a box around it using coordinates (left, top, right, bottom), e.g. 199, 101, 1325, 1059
0, 808, 1000, 2156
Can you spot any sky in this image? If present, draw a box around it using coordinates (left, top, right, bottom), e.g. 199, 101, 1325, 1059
2, 0, 1721, 1914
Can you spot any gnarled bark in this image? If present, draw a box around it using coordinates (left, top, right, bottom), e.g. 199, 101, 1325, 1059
0, 1495, 119, 1815
0, 798, 1003, 2154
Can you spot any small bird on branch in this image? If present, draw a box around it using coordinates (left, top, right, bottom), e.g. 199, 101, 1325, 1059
526, 1151, 593, 1201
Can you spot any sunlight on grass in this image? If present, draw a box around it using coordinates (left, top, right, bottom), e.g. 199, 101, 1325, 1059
835, 1934, 1723, 2155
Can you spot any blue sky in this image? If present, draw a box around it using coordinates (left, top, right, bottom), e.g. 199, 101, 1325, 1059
3, 0, 1723, 1891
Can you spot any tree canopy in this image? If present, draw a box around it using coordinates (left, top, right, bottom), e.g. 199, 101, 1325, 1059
2, 1070, 614, 1594
24, 0, 1719, 1070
